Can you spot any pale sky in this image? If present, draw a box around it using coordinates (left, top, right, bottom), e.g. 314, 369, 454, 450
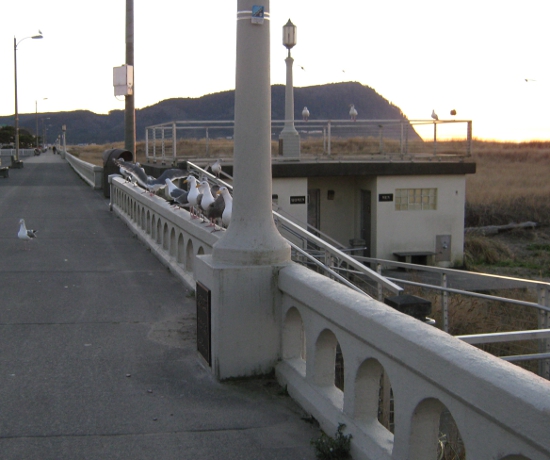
2, 0, 549, 142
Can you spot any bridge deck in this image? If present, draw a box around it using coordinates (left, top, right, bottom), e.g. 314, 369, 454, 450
0, 153, 318, 459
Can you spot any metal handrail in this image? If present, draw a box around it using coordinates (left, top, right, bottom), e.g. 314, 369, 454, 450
185, 161, 403, 296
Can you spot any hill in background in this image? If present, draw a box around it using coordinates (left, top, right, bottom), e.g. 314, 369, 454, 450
0, 82, 418, 145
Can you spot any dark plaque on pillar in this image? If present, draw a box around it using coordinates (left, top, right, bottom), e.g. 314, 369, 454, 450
196, 281, 212, 366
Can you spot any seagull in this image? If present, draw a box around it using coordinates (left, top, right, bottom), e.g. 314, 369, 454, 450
302, 106, 310, 121
165, 178, 188, 207
184, 175, 200, 218
209, 159, 222, 178
431, 109, 439, 121
197, 180, 217, 225
113, 159, 187, 195
18, 219, 37, 249
349, 104, 358, 121
218, 187, 233, 228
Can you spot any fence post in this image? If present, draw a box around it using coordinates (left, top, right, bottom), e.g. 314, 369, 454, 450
538, 285, 550, 379
441, 273, 449, 332
433, 122, 437, 156
145, 128, 149, 162
161, 127, 166, 165
467, 121, 473, 157
205, 127, 210, 157
172, 122, 177, 163
327, 121, 331, 157
400, 122, 404, 156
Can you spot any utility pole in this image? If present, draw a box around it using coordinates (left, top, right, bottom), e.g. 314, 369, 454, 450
125, 0, 136, 155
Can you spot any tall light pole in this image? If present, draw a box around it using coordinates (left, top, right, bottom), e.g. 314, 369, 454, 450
125, 0, 136, 156
35, 97, 47, 148
14, 31, 43, 162
279, 19, 300, 159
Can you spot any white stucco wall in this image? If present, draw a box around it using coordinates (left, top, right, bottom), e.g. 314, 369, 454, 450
373, 175, 466, 265
306, 174, 466, 265
272, 177, 309, 229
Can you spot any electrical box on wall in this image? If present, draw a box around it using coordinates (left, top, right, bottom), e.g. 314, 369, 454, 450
113, 65, 133, 96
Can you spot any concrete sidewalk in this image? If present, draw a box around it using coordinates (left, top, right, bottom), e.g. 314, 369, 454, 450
0, 153, 319, 459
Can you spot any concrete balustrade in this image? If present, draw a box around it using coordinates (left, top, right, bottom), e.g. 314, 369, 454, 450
65, 152, 103, 189
109, 175, 220, 287
276, 263, 550, 460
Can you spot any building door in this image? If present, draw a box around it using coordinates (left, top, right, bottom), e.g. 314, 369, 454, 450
360, 190, 372, 257
307, 189, 320, 235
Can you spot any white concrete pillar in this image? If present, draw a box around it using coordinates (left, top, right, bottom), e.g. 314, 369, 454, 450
195, 0, 291, 380
213, 0, 290, 266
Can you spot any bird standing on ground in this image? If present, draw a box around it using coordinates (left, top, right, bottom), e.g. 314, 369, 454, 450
349, 104, 358, 121
431, 110, 439, 121
18, 219, 37, 249
302, 106, 310, 121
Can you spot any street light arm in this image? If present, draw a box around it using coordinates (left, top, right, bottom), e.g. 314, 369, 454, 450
15, 32, 43, 49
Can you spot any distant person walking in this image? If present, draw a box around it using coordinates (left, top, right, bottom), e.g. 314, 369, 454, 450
52, 146, 57, 155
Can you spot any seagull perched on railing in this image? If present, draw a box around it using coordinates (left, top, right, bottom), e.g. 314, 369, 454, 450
184, 175, 200, 218
349, 104, 358, 121
302, 106, 310, 121
165, 178, 188, 207
218, 187, 233, 228
431, 109, 439, 121
208, 159, 222, 178
18, 219, 37, 249
113, 159, 187, 195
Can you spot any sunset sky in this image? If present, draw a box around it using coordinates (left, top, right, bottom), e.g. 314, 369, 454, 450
1, 0, 549, 141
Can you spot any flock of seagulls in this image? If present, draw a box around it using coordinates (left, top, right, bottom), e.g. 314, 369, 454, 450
114, 159, 232, 232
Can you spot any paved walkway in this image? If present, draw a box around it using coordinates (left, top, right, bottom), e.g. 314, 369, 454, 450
0, 153, 319, 459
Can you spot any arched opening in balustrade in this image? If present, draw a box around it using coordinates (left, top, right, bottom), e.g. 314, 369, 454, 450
133, 201, 137, 221
141, 206, 146, 230
314, 329, 344, 401
409, 398, 465, 460
163, 223, 169, 250
151, 216, 156, 240
156, 219, 162, 244
354, 358, 395, 435
169, 228, 176, 257
177, 233, 185, 264
197, 246, 205, 256
146, 210, 151, 234
186, 239, 194, 271
283, 307, 306, 373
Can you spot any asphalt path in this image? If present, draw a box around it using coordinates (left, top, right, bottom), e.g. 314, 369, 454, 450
0, 152, 318, 459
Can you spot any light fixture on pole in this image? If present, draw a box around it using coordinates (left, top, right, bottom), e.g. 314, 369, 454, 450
279, 19, 300, 159
14, 31, 43, 163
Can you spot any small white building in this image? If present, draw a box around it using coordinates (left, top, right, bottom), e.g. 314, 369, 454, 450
238, 159, 475, 267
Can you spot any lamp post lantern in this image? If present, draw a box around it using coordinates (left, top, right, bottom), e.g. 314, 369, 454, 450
279, 19, 300, 158
14, 31, 43, 162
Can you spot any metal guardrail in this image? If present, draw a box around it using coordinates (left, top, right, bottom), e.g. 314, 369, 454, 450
146, 118, 473, 164
185, 161, 403, 298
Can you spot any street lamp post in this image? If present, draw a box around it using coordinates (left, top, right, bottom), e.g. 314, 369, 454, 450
279, 19, 300, 159
14, 31, 43, 162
